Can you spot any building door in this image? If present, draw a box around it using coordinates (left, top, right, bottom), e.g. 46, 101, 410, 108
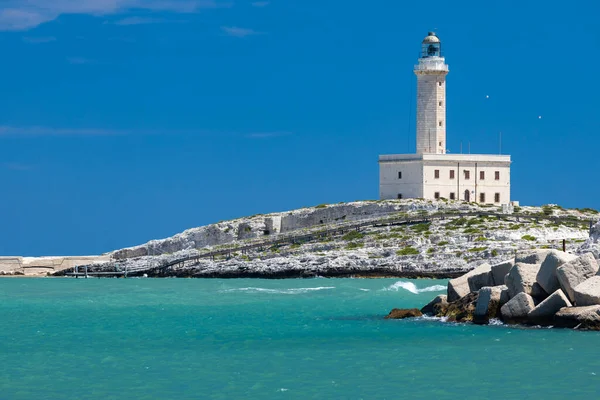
464, 190, 470, 202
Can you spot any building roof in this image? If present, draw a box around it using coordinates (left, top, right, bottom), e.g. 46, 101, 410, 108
422, 32, 440, 44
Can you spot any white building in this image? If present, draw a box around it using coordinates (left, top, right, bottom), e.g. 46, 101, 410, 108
379, 32, 511, 204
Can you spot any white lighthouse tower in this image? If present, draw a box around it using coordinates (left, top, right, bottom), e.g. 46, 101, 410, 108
414, 32, 448, 154
378, 32, 512, 204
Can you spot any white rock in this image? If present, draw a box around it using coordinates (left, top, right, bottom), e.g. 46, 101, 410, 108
501, 292, 535, 320
528, 289, 572, 320
515, 250, 551, 265
448, 263, 491, 302
467, 263, 494, 293
556, 253, 599, 303
473, 286, 504, 324
505, 263, 542, 298
573, 276, 600, 306
490, 259, 514, 286
535, 250, 577, 294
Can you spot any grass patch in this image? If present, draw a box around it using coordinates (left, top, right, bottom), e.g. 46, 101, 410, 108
314, 204, 328, 209
491, 249, 499, 257
396, 247, 420, 256
427, 247, 435, 254
290, 243, 302, 249
522, 235, 537, 241
474, 236, 488, 242
345, 242, 364, 250
463, 227, 482, 235
469, 247, 488, 253
437, 241, 449, 246
411, 223, 431, 233
342, 231, 365, 241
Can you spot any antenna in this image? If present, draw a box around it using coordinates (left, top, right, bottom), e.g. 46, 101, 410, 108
499, 131, 502, 155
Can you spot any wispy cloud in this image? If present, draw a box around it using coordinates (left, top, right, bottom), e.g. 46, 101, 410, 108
22, 36, 56, 43
251, 1, 270, 7
3, 162, 35, 171
245, 132, 292, 139
221, 26, 262, 38
107, 16, 172, 25
0, 0, 229, 31
0, 126, 126, 136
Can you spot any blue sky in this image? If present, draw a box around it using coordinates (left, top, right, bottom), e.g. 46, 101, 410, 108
0, 0, 599, 256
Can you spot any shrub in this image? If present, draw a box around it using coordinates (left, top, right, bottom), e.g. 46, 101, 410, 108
513, 206, 522, 213
437, 241, 449, 246
577, 207, 599, 214
474, 236, 488, 242
342, 231, 365, 241
315, 204, 328, 209
469, 247, 487, 253
541, 205, 553, 216
290, 243, 302, 249
463, 228, 482, 234
522, 235, 536, 241
455, 251, 463, 257
411, 223, 431, 233
427, 247, 435, 254
491, 249, 499, 257
345, 242, 364, 250
244, 226, 252, 232
396, 247, 420, 256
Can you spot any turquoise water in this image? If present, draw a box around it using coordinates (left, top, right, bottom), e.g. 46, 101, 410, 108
1, 278, 599, 400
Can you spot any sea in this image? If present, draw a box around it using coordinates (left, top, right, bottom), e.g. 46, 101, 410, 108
1, 278, 599, 400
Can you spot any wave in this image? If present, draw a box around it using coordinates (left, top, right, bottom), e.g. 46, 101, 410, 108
383, 281, 446, 294
220, 286, 335, 295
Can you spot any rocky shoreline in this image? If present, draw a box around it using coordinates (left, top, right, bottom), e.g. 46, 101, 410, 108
387, 246, 600, 330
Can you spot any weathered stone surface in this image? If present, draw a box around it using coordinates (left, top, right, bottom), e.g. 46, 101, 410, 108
448, 263, 491, 302
443, 292, 479, 323
421, 295, 447, 316
500, 292, 535, 321
535, 250, 577, 294
385, 308, 423, 319
515, 250, 551, 265
556, 253, 599, 303
528, 289, 572, 322
573, 276, 600, 306
505, 263, 542, 298
530, 282, 549, 304
554, 305, 600, 329
499, 286, 510, 306
491, 259, 514, 286
468, 266, 494, 293
473, 286, 504, 325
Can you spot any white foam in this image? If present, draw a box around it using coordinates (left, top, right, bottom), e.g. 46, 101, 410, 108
220, 286, 335, 295
359, 288, 370, 292
383, 281, 446, 294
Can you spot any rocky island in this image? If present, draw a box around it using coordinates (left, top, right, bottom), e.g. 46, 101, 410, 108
2, 199, 596, 279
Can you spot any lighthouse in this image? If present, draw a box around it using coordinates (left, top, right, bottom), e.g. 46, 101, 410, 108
378, 32, 512, 204
414, 32, 448, 155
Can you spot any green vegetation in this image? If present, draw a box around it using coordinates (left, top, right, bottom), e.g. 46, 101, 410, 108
437, 241, 449, 246
576, 207, 599, 214
240, 255, 250, 261
474, 236, 488, 242
342, 231, 365, 241
410, 223, 431, 233
447, 217, 467, 226
427, 247, 435, 254
244, 226, 252, 232
396, 247, 420, 256
508, 224, 522, 230
491, 249, 499, 257
345, 242, 364, 250
469, 247, 488, 253
314, 204, 328, 209
541, 205, 554, 216
513, 206, 522, 213
463, 227, 482, 235
455, 251, 463, 257
290, 243, 302, 249
522, 235, 537, 241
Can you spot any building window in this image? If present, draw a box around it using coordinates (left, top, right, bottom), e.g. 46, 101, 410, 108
438, 121, 443, 127
434, 169, 440, 179
449, 170, 455, 179
495, 193, 500, 203
438, 81, 442, 87
397, 194, 403, 199
495, 171, 500, 180
464, 170, 470, 180
449, 192, 455, 200
439, 101, 443, 107
480, 193, 486, 203
398, 171, 402, 179
434, 192, 440, 199
480, 171, 485, 180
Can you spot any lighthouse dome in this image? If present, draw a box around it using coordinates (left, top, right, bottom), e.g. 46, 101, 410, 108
422, 32, 440, 43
